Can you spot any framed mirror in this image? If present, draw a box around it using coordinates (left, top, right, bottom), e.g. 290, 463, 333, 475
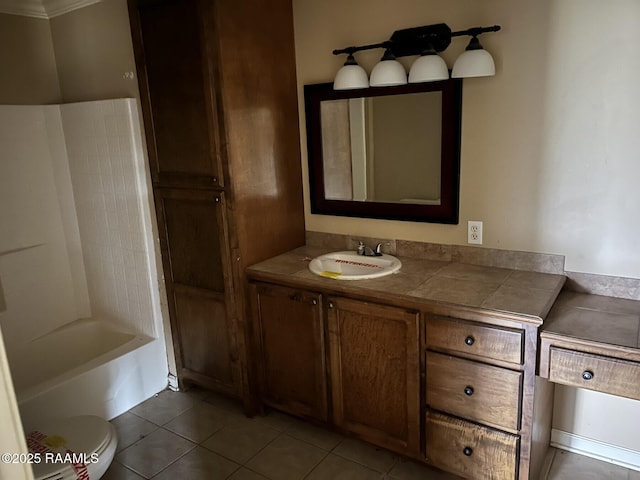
304, 80, 462, 223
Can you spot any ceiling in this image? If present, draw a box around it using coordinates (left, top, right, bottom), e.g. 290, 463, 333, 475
0, 0, 101, 18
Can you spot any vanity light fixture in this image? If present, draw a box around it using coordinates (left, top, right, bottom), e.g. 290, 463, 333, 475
332, 23, 501, 90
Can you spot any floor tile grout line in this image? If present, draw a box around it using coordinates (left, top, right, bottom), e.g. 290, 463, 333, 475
300, 448, 332, 480
144, 441, 198, 479
242, 430, 310, 467
159, 421, 227, 445
126, 409, 164, 426
194, 420, 285, 468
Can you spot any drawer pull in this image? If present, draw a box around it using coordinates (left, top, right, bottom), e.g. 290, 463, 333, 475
463, 446, 473, 456
464, 386, 474, 396
464, 336, 475, 346
582, 370, 594, 381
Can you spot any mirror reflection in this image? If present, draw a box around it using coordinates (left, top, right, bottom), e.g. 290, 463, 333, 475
320, 92, 442, 204
304, 80, 462, 224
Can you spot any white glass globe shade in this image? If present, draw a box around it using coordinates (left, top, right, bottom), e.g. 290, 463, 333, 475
333, 64, 369, 90
408, 54, 449, 83
452, 49, 496, 78
369, 60, 407, 87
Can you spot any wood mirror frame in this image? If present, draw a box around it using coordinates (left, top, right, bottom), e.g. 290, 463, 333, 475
304, 80, 462, 224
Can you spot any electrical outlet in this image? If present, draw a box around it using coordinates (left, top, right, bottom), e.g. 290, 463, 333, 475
468, 221, 483, 245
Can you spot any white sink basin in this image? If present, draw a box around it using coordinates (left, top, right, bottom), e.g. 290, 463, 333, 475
308, 251, 402, 280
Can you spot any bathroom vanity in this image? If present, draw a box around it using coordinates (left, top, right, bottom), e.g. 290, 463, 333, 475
246, 238, 640, 479
247, 243, 566, 480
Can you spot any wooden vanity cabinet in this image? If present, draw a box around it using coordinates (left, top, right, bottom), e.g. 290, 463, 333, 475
249, 279, 550, 479
129, 0, 305, 399
327, 296, 421, 456
251, 283, 328, 421
425, 315, 526, 479
250, 283, 420, 455
424, 314, 551, 480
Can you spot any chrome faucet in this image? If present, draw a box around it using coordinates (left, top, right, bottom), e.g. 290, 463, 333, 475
357, 241, 383, 256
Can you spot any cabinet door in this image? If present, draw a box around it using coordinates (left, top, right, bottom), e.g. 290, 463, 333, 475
156, 188, 239, 394
327, 297, 420, 455
131, 0, 223, 188
253, 283, 327, 421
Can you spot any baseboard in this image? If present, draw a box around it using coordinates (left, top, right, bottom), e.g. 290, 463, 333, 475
551, 429, 640, 472
167, 373, 179, 391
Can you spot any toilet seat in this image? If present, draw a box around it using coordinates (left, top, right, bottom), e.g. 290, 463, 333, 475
28, 415, 117, 480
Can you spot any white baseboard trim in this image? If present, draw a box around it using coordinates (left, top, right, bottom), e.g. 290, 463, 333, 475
167, 373, 179, 391
551, 429, 640, 472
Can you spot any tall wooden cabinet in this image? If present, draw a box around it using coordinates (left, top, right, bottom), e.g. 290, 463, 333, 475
128, 0, 305, 399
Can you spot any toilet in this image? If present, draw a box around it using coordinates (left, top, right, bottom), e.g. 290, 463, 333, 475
27, 415, 117, 480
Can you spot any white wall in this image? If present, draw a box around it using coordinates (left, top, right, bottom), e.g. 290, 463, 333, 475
536, 1, 640, 277
293, 0, 640, 463
0, 105, 88, 352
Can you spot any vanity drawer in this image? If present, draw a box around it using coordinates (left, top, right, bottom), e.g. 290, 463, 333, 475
427, 316, 524, 365
425, 410, 519, 480
549, 347, 640, 401
426, 352, 523, 432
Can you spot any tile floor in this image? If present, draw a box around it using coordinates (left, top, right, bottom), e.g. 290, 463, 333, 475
103, 388, 639, 480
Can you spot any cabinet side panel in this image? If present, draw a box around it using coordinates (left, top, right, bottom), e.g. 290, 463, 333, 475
214, 0, 305, 265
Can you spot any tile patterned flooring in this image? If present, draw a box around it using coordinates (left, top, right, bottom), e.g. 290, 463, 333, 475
103, 388, 639, 480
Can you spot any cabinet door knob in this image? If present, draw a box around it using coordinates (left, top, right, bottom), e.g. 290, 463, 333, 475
311, 299, 318, 305
582, 370, 594, 381
464, 336, 475, 346
328, 301, 334, 309
463, 447, 473, 457
464, 386, 474, 396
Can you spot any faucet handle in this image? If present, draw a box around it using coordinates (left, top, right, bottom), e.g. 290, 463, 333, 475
357, 241, 366, 255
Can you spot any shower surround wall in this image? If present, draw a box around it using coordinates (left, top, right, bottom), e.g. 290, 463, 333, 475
0, 105, 86, 348
0, 99, 168, 412
61, 100, 160, 337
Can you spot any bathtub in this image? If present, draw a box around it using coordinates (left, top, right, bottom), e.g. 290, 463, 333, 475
8, 318, 168, 431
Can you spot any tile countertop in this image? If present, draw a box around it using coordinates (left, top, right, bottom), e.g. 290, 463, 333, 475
246, 245, 567, 326
541, 291, 640, 350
